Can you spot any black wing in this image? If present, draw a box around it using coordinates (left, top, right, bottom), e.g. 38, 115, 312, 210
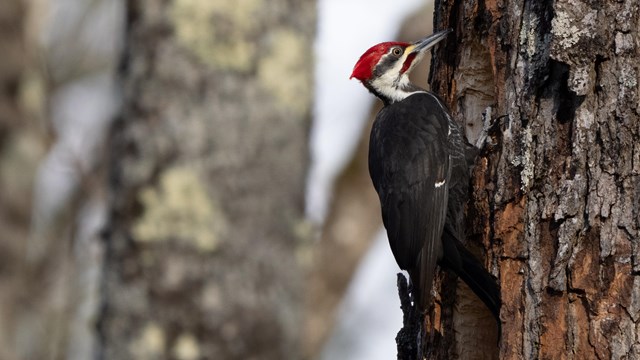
368, 93, 452, 307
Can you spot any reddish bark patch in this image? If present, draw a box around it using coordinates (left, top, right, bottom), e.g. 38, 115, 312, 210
500, 259, 524, 358
496, 198, 526, 259
569, 227, 600, 297
539, 292, 568, 359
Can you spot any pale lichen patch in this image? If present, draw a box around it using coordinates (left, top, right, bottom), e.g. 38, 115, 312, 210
0, 130, 46, 205
519, 14, 540, 58
619, 62, 638, 89
569, 65, 590, 96
257, 29, 312, 116
516, 127, 535, 192
575, 106, 594, 131
173, 333, 200, 360
130, 323, 165, 359
633, 143, 640, 175
201, 282, 223, 312
171, 0, 262, 71
615, 32, 635, 55
133, 166, 227, 252
19, 70, 47, 120
627, 277, 640, 322
551, 9, 596, 49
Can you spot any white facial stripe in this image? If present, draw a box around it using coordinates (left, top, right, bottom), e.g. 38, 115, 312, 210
435, 179, 446, 188
369, 49, 426, 103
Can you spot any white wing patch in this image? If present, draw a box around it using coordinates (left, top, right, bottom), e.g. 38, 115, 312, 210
435, 179, 446, 188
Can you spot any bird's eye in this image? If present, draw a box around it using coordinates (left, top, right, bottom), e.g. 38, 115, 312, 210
392, 47, 403, 56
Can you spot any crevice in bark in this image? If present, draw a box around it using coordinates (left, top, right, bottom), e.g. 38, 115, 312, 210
433, 0, 640, 357
545, 60, 586, 125
473, 0, 492, 36
521, 0, 554, 98
593, 55, 607, 94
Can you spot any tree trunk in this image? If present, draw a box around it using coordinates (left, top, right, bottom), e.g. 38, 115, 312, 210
99, 0, 315, 359
427, 0, 640, 358
1, 0, 124, 357
0, 2, 33, 359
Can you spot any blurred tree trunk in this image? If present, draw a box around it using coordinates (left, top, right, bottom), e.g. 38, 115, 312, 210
0, 0, 127, 359
0, 1, 30, 359
0, 2, 28, 263
425, 0, 640, 359
99, 0, 315, 359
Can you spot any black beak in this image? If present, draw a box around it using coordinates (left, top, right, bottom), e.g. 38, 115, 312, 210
409, 29, 452, 54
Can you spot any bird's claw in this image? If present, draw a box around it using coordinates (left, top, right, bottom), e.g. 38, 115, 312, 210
475, 106, 508, 150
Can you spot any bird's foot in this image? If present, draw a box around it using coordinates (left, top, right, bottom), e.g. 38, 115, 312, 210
475, 106, 509, 150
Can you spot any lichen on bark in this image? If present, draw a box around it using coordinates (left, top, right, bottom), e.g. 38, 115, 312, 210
171, 0, 262, 71
429, 0, 640, 358
100, 0, 315, 358
133, 166, 226, 252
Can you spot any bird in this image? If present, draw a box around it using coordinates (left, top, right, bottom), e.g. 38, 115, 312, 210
350, 29, 501, 325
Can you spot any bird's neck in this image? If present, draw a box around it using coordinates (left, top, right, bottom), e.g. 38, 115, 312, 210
365, 76, 426, 106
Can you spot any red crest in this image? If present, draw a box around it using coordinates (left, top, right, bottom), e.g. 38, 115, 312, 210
350, 42, 409, 81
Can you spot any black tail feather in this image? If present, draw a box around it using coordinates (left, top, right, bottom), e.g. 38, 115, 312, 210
441, 229, 501, 331
454, 242, 501, 324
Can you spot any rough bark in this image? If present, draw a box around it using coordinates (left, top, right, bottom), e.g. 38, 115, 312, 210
427, 0, 640, 358
99, 0, 315, 359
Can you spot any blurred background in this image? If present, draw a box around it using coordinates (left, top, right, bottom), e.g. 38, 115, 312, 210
0, 0, 433, 358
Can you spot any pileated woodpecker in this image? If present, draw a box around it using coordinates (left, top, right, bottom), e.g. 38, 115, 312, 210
350, 30, 500, 324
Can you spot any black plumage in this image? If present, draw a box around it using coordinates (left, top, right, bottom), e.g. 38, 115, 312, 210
368, 92, 500, 322
351, 31, 501, 330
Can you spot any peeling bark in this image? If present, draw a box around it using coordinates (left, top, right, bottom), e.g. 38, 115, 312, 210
428, 0, 640, 358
